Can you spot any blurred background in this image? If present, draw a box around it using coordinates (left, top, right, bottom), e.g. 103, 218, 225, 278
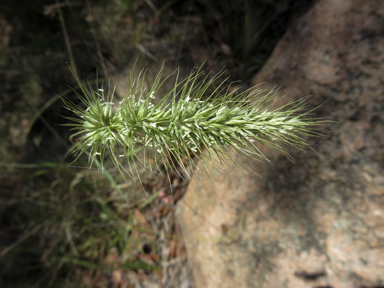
2, 0, 383, 287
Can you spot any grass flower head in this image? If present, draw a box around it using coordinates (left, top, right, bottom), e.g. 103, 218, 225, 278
62, 65, 325, 181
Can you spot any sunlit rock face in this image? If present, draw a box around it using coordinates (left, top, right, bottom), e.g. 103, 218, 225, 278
176, 1, 384, 287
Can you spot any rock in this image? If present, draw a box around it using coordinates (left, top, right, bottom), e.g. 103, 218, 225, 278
176, 0, 384, 287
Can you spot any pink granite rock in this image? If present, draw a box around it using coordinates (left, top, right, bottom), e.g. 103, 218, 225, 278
176, 0, 384, 287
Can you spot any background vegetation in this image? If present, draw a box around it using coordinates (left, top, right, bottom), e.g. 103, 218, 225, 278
0, 0, 315, 287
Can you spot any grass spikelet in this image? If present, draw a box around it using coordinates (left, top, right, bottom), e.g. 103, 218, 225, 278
62, 65, 326, 181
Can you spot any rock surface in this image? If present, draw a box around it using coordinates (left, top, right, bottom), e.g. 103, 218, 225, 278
176, 0, 384, 287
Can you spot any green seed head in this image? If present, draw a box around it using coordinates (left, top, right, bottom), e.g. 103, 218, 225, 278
62, 65, 326, 180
